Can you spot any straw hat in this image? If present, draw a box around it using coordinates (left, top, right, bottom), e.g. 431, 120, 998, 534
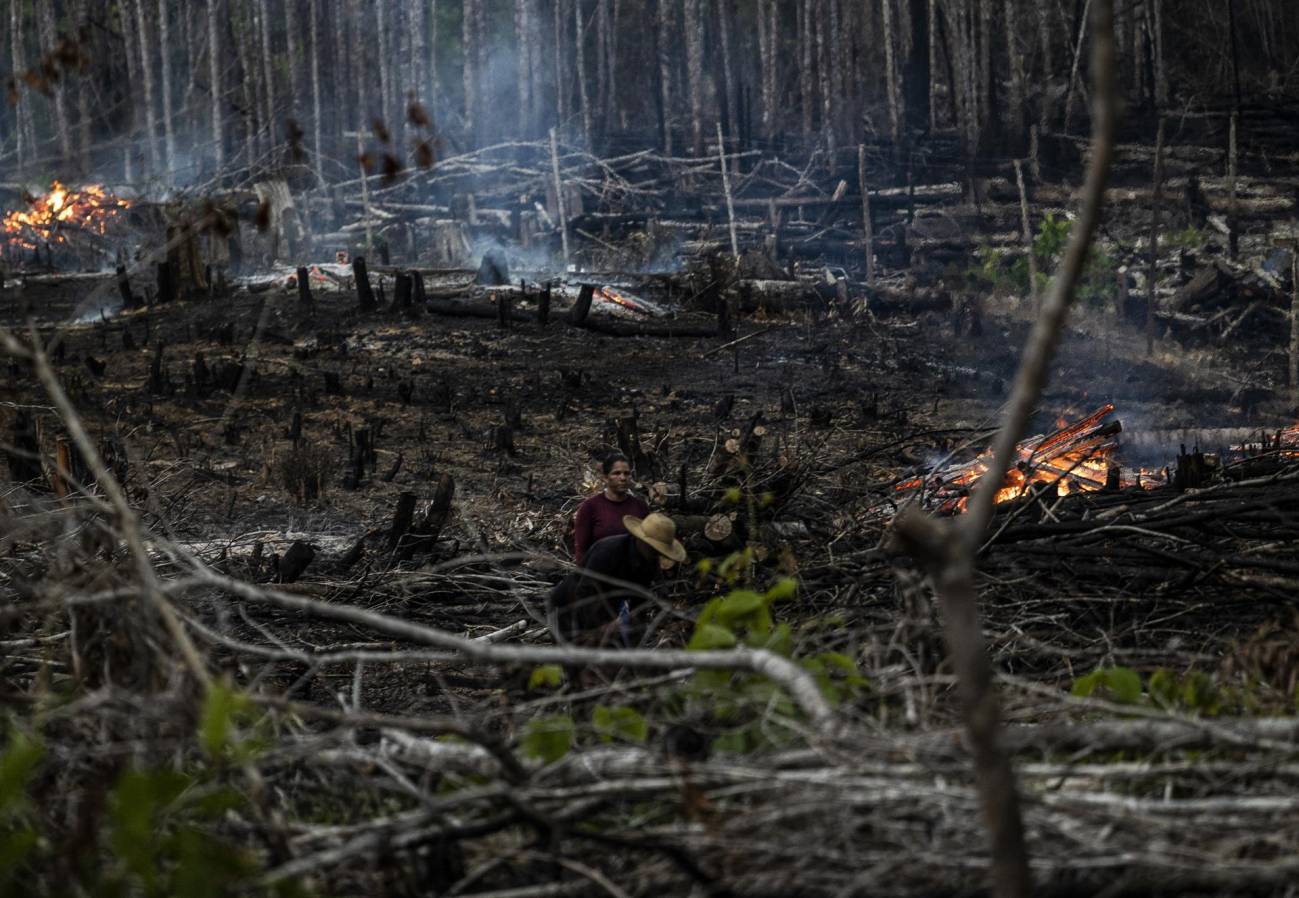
623, 513, 687, 563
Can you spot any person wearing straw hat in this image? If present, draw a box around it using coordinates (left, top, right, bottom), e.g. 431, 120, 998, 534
547, 512, 687, 648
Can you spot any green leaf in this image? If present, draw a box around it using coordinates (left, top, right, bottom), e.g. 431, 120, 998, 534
722, 487, 743, 504
591, 705, 648, 744
109, 768, 193, 889
714, 591, 764, 625
527, 665, 564, 691
1102, 667, 1142, 704
688, 623, 737, 651
520, 716, 573, 764
764, 578, 798, 604
0, 730, 44, 816
1070, 670, 1102, 698
1071, 667, 1141, 704
1147, 668, 1177, 708
0, 826, 38, 880
199, 682, 252, 761
710, 730, 752, 754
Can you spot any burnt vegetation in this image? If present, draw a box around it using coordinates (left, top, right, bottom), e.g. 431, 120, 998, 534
5, 1, 1299, 897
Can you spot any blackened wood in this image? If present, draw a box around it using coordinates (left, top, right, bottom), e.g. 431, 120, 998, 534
297, 266, 313, 304
496, 292, 513, 328
394, 272, 413, 309
287, 409, 303, 444
492, 425, 516, 456
323, 370, 343, 394
157, 261, 176, 303
570, 283, 594, 325
276, 540, 315, 583
389, 491, 417, 551
116, 265, 135, 309
411, 269, 428, 304
538, 283, 551, 325
354, 256, 378, 311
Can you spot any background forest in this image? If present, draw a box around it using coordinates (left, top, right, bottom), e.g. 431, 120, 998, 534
4, 0, 1299, 186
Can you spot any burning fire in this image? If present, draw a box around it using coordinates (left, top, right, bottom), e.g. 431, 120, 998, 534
899, 404, 1164, 513
3, 181, 132, 252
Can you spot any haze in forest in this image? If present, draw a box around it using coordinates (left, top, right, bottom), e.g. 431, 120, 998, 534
3, 0, 1297, 189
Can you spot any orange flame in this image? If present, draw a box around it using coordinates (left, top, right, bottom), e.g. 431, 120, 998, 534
899, 404, 1164, 514
3, 181, 132, 251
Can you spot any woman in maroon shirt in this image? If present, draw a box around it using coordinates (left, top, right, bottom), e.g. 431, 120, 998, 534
572, 452, 649, 564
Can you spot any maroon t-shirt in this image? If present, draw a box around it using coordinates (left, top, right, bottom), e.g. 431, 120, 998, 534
573, 492, 649, 564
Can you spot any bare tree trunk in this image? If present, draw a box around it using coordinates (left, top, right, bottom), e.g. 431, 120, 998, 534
336, 0, 353, 154
574, 0, 592, 149
683, 0, 703, 155
135, 0, 163, 173
284, 0, 301, 120
549, 127, 570, 266
1036, 0, 1052, 130
156, 0, 178, 177
608, 0, 621, 130
209, 0, 225, 172
799, 0, 813, 135
1062, 0, 1092, 133
655, 0, 673, 153
9, 0, 35, 174
310, 0, 323, 184
881, 0, 902, 148
1227, 110, 1239, 259
256, 0, 277, 151
718, 123, 739, 258
1013, 159, 1037, 307
977, 0, 992, 145
1145, 116, 1165, 355
234, 1, 260, 168
858, 144, 876, 285
815, 0, 833, 153
121, 0, 142, 179
757, 0, 772, 137
1003, 0, 1025, 150
825, 0, 843, 141
594, 0, 607, 132
717, 0, 736, 141
36, 0, 72, 166
463, 0, 479, 144
376, 0, 392, 133
75, 0, 91, 171
429, 0, 441, 111
927, 0, 937, 131
1151, 0, 1167, 106
514, 0, 532, 137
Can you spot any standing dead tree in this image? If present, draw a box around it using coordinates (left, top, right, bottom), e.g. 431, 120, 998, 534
891, 2, 1118, 896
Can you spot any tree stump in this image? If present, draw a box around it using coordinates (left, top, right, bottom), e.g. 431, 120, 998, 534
157, 261, 176, 304
353, 256, 377, 311
394, 272, 413, 310
538, 283, 552, 325
388, 491, 417, 552
116, 265, 136, 309
297, 266, 313, 305
570, 284, 594, 326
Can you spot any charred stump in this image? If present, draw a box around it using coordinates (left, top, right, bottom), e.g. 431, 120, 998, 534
353, 256, 378, 311
393, 272, 413, 311
538, 283, 552, 325
570, 284, 594, 326
156, 261, 177, 304
116, 265, 136, 309
296, 266, 313, 305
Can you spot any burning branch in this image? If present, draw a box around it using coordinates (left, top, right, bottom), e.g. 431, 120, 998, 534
2, 181, 132, 253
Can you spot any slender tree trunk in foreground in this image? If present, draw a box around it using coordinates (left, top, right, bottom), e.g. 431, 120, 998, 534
210, 0, 225, 173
